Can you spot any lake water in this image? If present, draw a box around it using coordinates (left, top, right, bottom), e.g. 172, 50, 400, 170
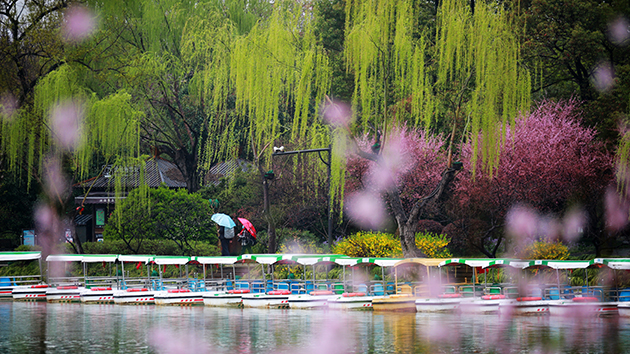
1, 302, 629, 354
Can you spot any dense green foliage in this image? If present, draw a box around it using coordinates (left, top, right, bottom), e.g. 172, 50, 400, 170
104, 186, 218, 255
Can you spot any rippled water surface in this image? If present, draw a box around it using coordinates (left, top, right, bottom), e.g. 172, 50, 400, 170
1, 302, 629, 353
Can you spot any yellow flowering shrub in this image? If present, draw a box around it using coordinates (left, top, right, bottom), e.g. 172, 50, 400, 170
332, 231, 401, 257
522, 241, 569, 260
332, 231, 452, 258
415, 232, 452, 258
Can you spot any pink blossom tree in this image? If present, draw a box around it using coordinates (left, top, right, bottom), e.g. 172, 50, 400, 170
449, 100, 614, 257
344, 128, 451, 252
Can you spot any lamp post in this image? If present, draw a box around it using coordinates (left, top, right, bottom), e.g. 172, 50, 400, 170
272, 145, 333, 247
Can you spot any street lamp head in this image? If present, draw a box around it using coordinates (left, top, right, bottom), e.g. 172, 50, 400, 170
273, 146, 285, 153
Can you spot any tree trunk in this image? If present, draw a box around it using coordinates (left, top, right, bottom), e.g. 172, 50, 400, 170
262, 176, 277, 253
167, 147, 200, 193
388, 166, 459, 258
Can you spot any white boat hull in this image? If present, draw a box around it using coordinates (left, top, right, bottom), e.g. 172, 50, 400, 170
0, 286, 18, 300
12, 285, 49, 301
242, 293, 290, 308
328, 295, 373, 310
547, 299, 618, 317
154, 291, 205, 306
46, 287, 84, 303
80, 288, 115, 304
113, 290, 155, 305
415, 298, 461, 313
502, 300, 549, 316
459, 298, 510, 314
288, 294, 337, 309
203, 292, 243, 307
618, 303, 630, 317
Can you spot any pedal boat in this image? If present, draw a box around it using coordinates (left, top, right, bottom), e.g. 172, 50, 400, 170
80, 287, 115, 304
242, 290, 291, 308
415, 293, 463, 313
46, 285, 84, 303
288, 290, 338, 309
328, 292, 374, 310
113, 288, 155, 305
12, 284, 49, 301
154, 289, 204, 306
203, 289, 249, 307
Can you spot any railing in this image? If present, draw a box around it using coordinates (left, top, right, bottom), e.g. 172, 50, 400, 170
0, 275, 43, 286
47, 276, 84, 287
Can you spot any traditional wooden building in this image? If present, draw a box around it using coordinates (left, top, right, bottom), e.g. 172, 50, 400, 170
73, 157, 187, 242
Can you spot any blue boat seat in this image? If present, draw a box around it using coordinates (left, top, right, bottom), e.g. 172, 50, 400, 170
371, 283, 384, 296
357, 284, 368, 293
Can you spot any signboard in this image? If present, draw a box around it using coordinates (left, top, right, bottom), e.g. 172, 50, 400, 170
23, 230, 35, 246
96, 234, 104, 242
96, 209, 105, 226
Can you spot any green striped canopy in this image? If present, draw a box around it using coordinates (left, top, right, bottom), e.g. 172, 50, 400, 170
81, 254, 118, 263
151, 256, 191, 265
439, 258, 493, 268
46, 254, 84, 262
194, 256, 239, 265
0, 251, 41, 261
118, 255, 156, 263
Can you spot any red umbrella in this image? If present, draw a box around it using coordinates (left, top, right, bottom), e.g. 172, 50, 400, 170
237, 217, 257, 239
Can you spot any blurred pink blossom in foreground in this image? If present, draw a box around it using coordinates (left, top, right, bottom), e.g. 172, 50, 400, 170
591, 61, 615, 92
63, 5, 96, 43
505, 206, 538, 240
149, 328, 210, 354
322, 100, 352, 128
605, 187, 630, 231
44, 157, 70, 200
608, 16, 630, 45
0, 92, 18, 121
51, 100, 83, 150
346, 191, 385, 230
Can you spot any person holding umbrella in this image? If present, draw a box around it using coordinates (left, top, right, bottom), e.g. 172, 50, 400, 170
212, 213, 236, 256
237, 217, 257, 255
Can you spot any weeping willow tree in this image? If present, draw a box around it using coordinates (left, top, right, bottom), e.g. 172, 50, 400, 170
0, 62, 143, 253
191, 2, 332, 252
343, 0, 531, 257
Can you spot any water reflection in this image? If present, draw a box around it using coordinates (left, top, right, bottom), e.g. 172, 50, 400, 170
0, 302, 629, 353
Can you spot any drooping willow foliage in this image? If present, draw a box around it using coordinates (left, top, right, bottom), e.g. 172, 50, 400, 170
0, 64, 142, 189
193, 2, 332, 173
345, 0, 531, 175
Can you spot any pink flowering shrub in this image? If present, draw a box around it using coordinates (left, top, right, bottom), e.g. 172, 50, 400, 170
450, 100, 614, 256
345, 128, 447, 213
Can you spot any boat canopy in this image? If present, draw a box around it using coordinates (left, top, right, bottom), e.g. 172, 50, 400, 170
194, 256, 239, 265
81, 254, 119, 263
46, 254, 84, 262
118, 255, 155, 263
295, 254, 349, 266
0, 251, 41, 261
607, 260, 630, 269
438, 258, 492, 268
151, 256, 191, 265
483, 259, 528, 269
395, 258, 446, 267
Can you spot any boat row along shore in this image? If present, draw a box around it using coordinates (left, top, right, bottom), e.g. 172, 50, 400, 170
1, 252, 630, 317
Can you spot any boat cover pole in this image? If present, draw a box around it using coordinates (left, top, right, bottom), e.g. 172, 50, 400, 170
121, 261, 125, 289
556, 269, 561, 297
38, 258, 43, 284
83, 262, 87, 286
203, 264, 206, 282
159, 263, 163, 291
